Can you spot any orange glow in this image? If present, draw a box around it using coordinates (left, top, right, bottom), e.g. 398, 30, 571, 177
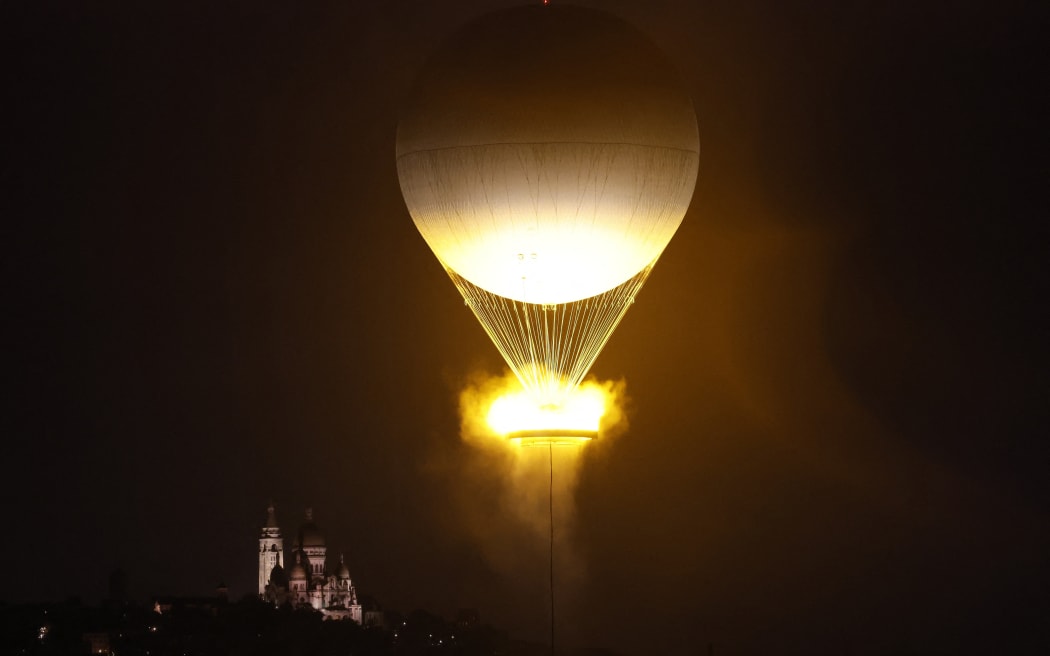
486, 384, 605, 446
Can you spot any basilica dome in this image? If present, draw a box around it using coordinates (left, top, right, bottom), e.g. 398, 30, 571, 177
269, 561, 289, 588
297, 508, 325, 548
289, 553, 308, 581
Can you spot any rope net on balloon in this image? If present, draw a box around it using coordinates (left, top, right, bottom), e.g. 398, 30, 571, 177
446, 265, 653, 406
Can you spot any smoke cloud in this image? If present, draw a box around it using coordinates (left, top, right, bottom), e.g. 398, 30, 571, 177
445, 369, 630, 622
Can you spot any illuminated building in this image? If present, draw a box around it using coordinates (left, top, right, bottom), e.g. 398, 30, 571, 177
258, 503, 362, 621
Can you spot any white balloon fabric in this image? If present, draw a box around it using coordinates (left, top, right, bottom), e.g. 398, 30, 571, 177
397, 5, 699, 306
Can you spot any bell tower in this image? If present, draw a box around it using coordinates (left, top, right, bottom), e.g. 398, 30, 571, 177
258, 501, 284, 596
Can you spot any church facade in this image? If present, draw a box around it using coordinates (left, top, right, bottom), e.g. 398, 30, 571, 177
258, 503, 362, 622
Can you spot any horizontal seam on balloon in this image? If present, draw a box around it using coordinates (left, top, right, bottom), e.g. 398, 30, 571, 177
395, 142, 700, 160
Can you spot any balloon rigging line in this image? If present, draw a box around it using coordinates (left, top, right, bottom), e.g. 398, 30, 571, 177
449, 266, 654, 404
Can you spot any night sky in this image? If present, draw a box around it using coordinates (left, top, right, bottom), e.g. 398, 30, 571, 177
4, 1, 1047, 654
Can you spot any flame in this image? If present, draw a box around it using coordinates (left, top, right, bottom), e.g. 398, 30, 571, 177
487, 385, 606, 445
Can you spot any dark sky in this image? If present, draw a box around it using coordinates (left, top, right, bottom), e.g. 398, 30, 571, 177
4, 1, 1047, 654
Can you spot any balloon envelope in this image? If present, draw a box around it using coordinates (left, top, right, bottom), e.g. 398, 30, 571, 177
397, 5, 699, 306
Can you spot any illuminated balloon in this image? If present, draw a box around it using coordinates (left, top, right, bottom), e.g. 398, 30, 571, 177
397, 5, 699, 404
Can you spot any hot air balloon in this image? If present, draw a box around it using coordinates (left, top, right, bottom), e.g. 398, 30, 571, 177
397, 4, 699, 442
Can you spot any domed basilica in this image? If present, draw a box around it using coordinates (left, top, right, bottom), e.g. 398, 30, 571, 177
258, 503, 362, 622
